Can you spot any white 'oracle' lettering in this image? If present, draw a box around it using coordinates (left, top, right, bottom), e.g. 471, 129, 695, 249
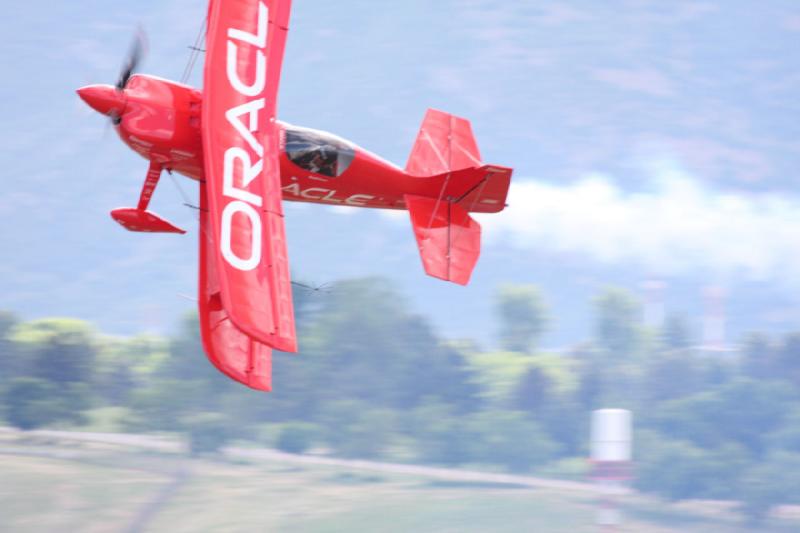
346, 194, 374, 206
322, 190, 343, 203
282, 183, 301, 195
227, 43, 266, 97
224, 147, 263, 206
227, 2, 268, 47
279, 185, 375, 207
225, 99, 265, 156
300, 187, 329, 200
220, 201, 262, 271
225, 3, 268, 97
220, 1, 271, 271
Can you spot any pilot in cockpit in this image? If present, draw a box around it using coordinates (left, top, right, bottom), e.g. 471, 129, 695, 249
285, 125, 355, 178
306, 145, 337, 176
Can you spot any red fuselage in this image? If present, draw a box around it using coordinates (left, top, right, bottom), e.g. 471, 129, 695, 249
75, 0, 513, 392
94, 74, 504, 214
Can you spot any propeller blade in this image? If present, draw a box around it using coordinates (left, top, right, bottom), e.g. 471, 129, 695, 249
116, 30, 147, 91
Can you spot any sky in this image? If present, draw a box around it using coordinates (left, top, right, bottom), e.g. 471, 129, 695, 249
1, 0, 799, 347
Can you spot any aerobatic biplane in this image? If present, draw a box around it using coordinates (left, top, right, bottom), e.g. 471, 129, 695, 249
77, 0, 513, 391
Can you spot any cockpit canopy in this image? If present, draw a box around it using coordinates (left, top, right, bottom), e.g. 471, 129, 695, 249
283, 125, 356, 178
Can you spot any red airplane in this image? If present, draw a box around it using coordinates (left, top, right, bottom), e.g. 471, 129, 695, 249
77, 0, 513, 391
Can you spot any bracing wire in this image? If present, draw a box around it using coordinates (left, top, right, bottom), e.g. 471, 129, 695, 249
166, 170, 193, 207
291, 281, 333, 294
180, 17, 207, 85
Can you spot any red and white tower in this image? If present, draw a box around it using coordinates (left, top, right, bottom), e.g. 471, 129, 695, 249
590, 409, 633, 531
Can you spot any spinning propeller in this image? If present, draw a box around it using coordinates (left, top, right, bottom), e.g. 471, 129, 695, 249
77, 31, 147, 124
116, 31, 145, 91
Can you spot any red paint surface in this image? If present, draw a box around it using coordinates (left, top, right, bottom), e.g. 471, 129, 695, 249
76, 0, 512, 391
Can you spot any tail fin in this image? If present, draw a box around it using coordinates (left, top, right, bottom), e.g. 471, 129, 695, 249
404, 109, 513, 285
406, 109, 512, 213
406, 109, 482, 176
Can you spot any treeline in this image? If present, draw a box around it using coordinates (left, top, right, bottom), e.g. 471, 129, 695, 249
1, 279, 800, 523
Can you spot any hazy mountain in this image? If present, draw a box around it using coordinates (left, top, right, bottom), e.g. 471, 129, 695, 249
1, 0, 798, 347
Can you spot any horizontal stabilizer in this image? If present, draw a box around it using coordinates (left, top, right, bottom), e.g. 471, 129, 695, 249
451, 165, 513, 214
405, 194, 481, 285
423, 164, 513, 214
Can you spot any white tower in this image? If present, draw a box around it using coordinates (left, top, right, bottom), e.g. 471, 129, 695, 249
591, 409, 633, 530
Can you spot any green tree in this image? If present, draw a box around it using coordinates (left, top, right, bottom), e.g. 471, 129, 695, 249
127, 379, 209, 432
662, 313, 692, 350
575, 355, 604, 411
95, 335, 166, 406
119, 313, 255, 435
319, 400, 397, 459
766, 408, 800, 453
128, 313, 239, 427
642, 350, 703, 405
0, 311, 16, 337
775, 333, 800, 387
0, 311, 19, 383
593, 288, 641, 358
297, 278, 480, 415
165, 313, 226, 385
572, 344, 639, 410
3, 377, 62, 429
741, 332, 775, 380
7, 319, 96, 425
654, 379, 796, 454
635, 431, 748, 501
11, 318, 96, 385
276, 422, 319, 454
182, 412, 231, 455
407, 400, 473, 465
539, 399, 585, 457
738, 452, 800, 524
467, 411, 558, 472
511, 366, 553, 414
291, 279, 324, 332
495, 284, 549, 353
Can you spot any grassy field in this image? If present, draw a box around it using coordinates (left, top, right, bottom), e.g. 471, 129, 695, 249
0, 453, 164, 533
2, 433, 799, 532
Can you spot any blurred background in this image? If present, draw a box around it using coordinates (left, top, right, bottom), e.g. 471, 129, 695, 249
1, 0, 799, 531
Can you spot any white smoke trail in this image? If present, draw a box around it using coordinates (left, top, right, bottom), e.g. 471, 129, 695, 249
478, 161, 800, 282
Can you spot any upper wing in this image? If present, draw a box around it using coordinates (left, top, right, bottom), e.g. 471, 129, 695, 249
202, 0, 296, 352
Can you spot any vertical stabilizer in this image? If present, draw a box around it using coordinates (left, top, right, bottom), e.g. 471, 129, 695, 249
405, 109, 482, 176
